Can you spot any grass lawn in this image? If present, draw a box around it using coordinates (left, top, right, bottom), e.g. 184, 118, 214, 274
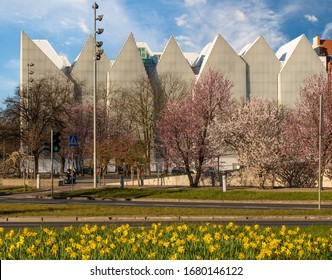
50, 187, 332, 201
0, 186, 36, 195
1, 186, 332, 217
0, 202, 332, 217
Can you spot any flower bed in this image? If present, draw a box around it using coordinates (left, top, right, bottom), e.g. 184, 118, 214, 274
1, 223, 331, 260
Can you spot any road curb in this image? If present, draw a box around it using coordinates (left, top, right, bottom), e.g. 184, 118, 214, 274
128, 198, 332, 205
2, 215, 332, 223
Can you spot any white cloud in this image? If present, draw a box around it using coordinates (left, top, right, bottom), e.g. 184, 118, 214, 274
175, 0, 288, 52
184, 0, 207, 7
175, 14, 190, 28
304, 14, 318, 22
2, 0, 321, 67
2, 0, 166, 59
78, 19, 90, 34
235, 10, 246, 21
322, 23, 332, 38
175, 35, 196, 49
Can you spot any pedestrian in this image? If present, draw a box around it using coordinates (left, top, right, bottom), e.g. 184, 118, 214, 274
139, 168, 144, 186
96, 168, 100, 183
161, 169, 167, 185
118, 166, 124, 189
66, 169, 71, 184
72, 169, 76, 184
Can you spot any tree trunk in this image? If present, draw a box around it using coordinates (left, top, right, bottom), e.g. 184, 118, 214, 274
187, 173, 195, 187
145, 140, 151, 175
193, 171, 201, 188
33, 154, 38, 179
186, 168, 201, 188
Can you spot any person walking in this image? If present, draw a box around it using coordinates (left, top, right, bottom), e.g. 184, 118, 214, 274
139, 168, 144, 186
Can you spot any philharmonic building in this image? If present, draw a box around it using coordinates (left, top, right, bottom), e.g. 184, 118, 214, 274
20, 31, 331, 174
20, 31, 330, 109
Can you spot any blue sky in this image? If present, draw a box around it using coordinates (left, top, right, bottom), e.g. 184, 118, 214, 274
1, 0, 332, 107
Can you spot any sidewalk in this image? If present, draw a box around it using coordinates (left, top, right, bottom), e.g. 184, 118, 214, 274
3, 174, 332, 202
2, 214, 332, 223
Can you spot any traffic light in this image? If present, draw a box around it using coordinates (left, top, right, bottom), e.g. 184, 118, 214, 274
53, 132, 61, 152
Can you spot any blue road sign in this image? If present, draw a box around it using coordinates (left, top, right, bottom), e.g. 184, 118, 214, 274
69, 135, 78, 147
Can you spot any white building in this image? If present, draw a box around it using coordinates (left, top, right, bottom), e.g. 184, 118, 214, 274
276, 34, 326, 107
20, 31, 69, 88
21, 31, 327, 109
156, 36, 196, 85
240, 36, 280, 101
198, 34, 247, 101
70, 34, 110, 103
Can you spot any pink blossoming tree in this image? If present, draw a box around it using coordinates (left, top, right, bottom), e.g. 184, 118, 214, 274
274, 111, 317, 188
156, 69, 235, 187
291, 73, 332, 182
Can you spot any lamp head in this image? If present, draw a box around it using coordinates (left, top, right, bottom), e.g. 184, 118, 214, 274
95, 49, 104, 60
96, 28, 104, 35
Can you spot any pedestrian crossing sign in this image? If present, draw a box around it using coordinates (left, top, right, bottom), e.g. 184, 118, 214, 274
69, 135, 78, 147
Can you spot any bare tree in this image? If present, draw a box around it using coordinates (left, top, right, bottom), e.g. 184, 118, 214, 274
118, 75, 156, 174
152, 72, 191, 114
0, 100, 21, 163
4, 76, 73, 178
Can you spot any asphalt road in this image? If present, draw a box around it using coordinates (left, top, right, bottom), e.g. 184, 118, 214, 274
0, 195, 331, 210
1, 193, 332, 228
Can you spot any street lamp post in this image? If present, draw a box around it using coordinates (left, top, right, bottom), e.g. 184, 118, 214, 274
92, 2, 104, 188
26, 62, 34, 179
27, 63, 34, 109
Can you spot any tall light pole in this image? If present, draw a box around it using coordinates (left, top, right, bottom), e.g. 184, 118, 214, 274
92, 2, 104, 188
26, 62, 34, 179
26, 63, 34, 110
